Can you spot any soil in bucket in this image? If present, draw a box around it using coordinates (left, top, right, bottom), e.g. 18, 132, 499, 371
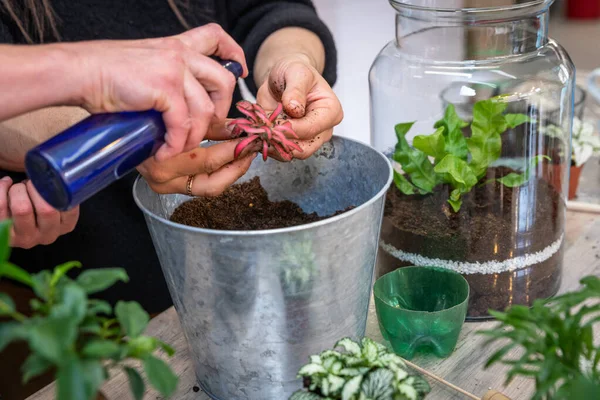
378, 167, 565, 319
170, 177, 354, 230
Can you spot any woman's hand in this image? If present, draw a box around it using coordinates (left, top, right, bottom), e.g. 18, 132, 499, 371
0, 177, 79, 249
256, 54, 343, 161
137, 138, 256, 196
74, 24, 248, 161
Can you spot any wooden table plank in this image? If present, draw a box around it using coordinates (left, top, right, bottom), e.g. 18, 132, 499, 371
28, 210, 600, 400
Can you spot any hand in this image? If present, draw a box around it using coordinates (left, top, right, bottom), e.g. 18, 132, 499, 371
256, 54, 343, 161
0, 177, 79, 249
137, 137, 257, 196
73, 24, 248, 161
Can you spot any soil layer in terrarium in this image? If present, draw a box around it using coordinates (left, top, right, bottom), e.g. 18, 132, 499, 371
170, 176, 353, 230
377, 167, 565, 319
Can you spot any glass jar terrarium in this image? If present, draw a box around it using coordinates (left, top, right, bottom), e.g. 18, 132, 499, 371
370, 0, 575, 319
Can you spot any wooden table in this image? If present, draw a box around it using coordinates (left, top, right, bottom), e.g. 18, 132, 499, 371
27, 210, 600, 400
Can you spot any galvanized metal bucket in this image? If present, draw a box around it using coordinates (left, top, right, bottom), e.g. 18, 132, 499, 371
133, 136, 393, 400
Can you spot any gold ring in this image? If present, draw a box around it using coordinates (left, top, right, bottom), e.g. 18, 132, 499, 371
186, 175, 195, 196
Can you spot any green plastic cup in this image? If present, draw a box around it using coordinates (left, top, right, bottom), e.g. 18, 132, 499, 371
373, 266, 469, 360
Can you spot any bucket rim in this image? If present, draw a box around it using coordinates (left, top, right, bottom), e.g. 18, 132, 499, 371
132, 135, 393, 236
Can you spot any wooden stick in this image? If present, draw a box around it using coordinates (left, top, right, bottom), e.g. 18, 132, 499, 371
567, 201, 600, 214
402, 358, 480, 400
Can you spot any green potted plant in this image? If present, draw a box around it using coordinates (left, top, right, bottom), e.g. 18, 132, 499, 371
481, 275, 600, 399
0, 220, 178, 400
543, 117, 600, 199
377, 97, 564, 319
289, 337, 430, 400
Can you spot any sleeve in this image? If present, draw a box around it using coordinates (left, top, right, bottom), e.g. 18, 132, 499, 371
224, 0, 337, 95
0, 14, 15, 44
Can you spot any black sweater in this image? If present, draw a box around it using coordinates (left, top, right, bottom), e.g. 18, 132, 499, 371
0, 0, 336, 313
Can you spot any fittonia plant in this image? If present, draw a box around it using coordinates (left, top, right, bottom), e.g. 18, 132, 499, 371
393, 97, 546, 212
229, 100, 303, 161
544, 117, 600, 167
289, 337, 430, 400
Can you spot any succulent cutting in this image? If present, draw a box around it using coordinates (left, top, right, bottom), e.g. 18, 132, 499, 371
289, 337, 430, 400
229, 100, 302, 161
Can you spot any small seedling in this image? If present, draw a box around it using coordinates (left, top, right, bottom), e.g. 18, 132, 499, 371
0, 220, 178, 400
229, 100, 303, 161
289, 337, 430, 400
392, 98, 545, 212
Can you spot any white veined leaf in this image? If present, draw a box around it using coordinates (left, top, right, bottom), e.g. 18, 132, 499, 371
322, 376, 331, 396
345, 357, 366, 367
395, 368, 408, 382
298, 363, 327, 376
336, 338, 362, 357
324, 357, 337, 371
331, 361, 343, 374
379, 353, 406, 369
342, 375, 363, 400
362, 340, 379, 363
396, 382, 418, 400
310, 355, 322, 365
339, 367, 369, 377
328, 375, 346, 394
320, 350, 342, 360
361, 369, 395, 400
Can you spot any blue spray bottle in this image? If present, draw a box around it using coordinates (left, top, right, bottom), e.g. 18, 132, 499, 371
25, 59, 243, 211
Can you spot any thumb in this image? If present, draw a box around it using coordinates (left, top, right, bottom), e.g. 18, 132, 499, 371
272, 62, 314, 119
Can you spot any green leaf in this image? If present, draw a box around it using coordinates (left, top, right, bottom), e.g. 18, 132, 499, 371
393, 171, 416, 195
434, 104, 469, 135
444, 127, 469, 161
394, 122, 416, 150
51, 284, 87, 323
127, 336, 159, 358
434, 154, 478, 189
298, 363, 327, 376
143, 355, 178, 397
81, 360, 106, 400
124, 367, 146, 400
76, 268, 129, 295
0, 292, 15, 316
22, 354, 52, 383
56, 356, 87, 400
396, 149, 437, 193
467, 98, 508, 178
468, 133, 502, 179
115, 301, 149, 338
87, 299, 112, 316
0, 322, 28, 351
158, 340, 176, 357
505, 114, 530, 129
413, 127, 446, 161
448, 189, 463, 213
32, 270, 52, 301
50, 261, 82, 287
0, 262, 33, 287
82, 340, 120, 359
361, 368, 394, 399
0, 219, 11, 263
497, 155, 550, 188
29, 317, 78, 364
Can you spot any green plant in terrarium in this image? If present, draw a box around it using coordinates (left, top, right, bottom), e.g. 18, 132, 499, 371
0, 219, 178, 400
393, 97, 546, 212
543, 117, 600, 167
289, 337, 430, 400
480, 275, 600, 400
279, 239, 317, 297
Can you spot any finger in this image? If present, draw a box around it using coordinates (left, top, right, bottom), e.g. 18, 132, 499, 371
275, 62, 315, 118
151, 152, 257, 196
59, 206, 80, 235
182, 69, 215, 151
268, 128, 333, 162
184, 54, 236, 122
140, 138, 256, 183
256, 83, 280, 112
179, 24, 248, 77
155, 91, 191, 161
286, 97, 343, 140
8, 183, 37, 248
26, 181, 61, 245
0, 176, 13, 220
